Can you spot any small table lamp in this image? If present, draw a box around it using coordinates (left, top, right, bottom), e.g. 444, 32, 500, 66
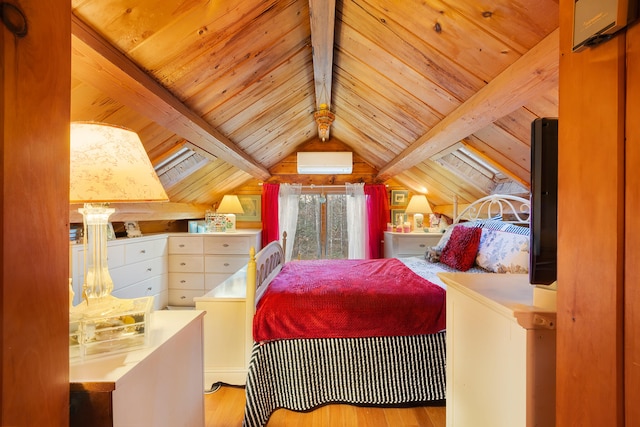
216, 195, 244, 232
69, 122, 168, 357
405, 195, 433, 232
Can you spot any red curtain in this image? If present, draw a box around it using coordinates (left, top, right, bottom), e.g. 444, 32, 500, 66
261, 183, 280, 247
365, 184, 390, 258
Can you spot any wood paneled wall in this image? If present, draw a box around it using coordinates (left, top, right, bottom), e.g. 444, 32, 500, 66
265, 138, 382, 187
1, 0, 71, 424
557, 0, 636, 425
625, 20, 640, 426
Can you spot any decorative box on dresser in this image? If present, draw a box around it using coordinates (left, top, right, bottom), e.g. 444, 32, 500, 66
69, 310, 205, 427
438, 272, 557, 427
70, 234, 169, 310
168, 230, 261, 307
383, 231, 443, 258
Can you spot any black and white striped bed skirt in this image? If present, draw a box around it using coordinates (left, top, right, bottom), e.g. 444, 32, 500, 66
243, 332, 446, 427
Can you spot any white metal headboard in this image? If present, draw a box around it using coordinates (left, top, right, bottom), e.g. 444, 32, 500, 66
453, 194, 530, 225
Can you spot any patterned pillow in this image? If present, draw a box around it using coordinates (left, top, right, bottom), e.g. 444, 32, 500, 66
434, 218, 511, 251
424, 246, 441, 263
501, 224, 530, 236
476, 228, 529, 273
440, 226, 482, 271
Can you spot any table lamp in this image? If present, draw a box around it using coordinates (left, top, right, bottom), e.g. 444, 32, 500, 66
405, 195, 433, 232
69, 122, 168, 357
216, 195, 244, 232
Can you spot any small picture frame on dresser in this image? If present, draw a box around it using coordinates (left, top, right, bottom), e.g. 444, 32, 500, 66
124, 221, 143, 238
107, 223, 116, 241
391, 209, 407, 226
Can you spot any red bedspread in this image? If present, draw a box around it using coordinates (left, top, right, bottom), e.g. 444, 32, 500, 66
253, 258, 446, 342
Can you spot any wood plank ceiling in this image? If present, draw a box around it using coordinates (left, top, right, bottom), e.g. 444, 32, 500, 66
70, 0, 559, 220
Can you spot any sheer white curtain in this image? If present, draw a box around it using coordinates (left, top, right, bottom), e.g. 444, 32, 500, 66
346, 182, 366, 259
278, 183, 302, 262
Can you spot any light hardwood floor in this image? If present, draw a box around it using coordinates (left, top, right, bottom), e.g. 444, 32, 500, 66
205, 385, 446, 427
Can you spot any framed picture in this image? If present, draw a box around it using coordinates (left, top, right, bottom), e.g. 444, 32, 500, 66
391, 190, 409, 207
236, 195, 261, 222
391, 209, 408, 226
124, 221, 142, 238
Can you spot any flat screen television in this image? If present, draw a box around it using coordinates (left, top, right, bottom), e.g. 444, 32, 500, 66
529, 117, 558, 285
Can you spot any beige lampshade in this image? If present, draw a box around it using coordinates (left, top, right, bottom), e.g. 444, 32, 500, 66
217, 195, 244, 214
69, 122, 169, 203
405, 195, 433, 214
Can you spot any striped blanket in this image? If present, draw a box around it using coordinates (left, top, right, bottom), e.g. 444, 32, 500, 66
243, 332, 446, 427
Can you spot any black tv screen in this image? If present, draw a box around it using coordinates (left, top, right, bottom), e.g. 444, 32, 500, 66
529, 118, 558, 285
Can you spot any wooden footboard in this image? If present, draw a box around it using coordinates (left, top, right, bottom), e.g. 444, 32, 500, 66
245, 237, 286, 365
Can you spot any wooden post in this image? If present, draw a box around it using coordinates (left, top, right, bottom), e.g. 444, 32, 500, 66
1, 0, 71, 423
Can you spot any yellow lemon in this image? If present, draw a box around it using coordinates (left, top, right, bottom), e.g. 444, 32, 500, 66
122, 315, 136, 324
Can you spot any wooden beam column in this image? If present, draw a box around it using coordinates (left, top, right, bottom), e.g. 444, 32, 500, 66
556, 0, 626, 425
1, 0, 71, 424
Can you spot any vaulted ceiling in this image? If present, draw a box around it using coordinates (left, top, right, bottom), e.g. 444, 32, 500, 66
70, 0, 559, 220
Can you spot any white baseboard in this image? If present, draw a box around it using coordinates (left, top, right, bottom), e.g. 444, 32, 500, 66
204, 368, 248, 389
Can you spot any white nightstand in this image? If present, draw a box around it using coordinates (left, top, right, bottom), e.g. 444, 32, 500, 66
383, 231, 443, 258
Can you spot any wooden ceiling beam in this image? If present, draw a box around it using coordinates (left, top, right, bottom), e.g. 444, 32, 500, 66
309, 0, 336, 139
69, 202, 209, 223
377, 28, 559, 181
71, 14, 271, 181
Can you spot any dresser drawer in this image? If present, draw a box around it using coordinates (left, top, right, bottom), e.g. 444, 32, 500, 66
168, 255, 204, 273
204, 235, 252, 255
204, 255, 247, 274
397, 239, 431, 255
124, 238, 167, 264
110, 257, 166, 289
169, 272, 205, 290
112, 275, 165, 301
74, 244, 126, 272
169, 236, 204, 254
106, 245, 126, 268
205, 273, 234, 291
168, 289, 202, 307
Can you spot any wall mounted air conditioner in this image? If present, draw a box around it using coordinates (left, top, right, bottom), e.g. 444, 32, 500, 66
297, 152, 353, 174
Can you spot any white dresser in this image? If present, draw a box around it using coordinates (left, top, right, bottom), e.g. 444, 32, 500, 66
439, 273, 556, 427
70, 310, 205, 427
70, 234, 169, 310
383, 231, 443, 258
168, 230, 261, 307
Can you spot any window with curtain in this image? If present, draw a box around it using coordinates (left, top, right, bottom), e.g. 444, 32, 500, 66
291, 193, 348, 260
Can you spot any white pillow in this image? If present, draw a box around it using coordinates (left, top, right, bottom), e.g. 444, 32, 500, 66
476, 228, 529, 273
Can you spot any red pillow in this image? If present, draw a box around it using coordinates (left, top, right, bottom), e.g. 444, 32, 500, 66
440, 225, 482, 271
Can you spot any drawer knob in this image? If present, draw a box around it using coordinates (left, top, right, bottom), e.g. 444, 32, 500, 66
179, 244, 185, 248
180, 295, 186, 300
224, 263, 230, 267
147, 287, 152, 291
147, 268, 152, 272
140, 249, 146, 254
419, 244, 426, 248
180, 280, 186, 284
180, 262, 186, 266
223, 243, 229, 247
